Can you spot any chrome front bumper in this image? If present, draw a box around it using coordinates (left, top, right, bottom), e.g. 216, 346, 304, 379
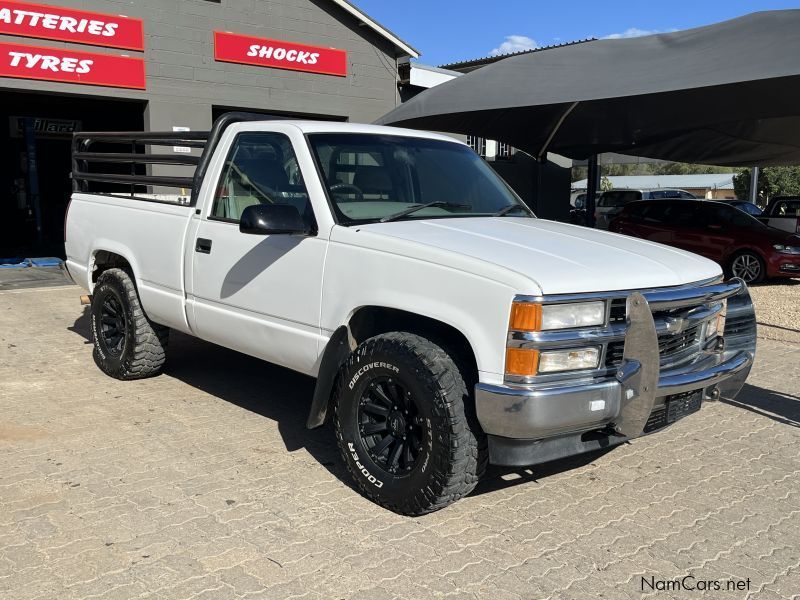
476, 278, 757, 448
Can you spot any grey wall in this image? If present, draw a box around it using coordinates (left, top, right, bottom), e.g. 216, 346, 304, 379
0, 0, 404, 133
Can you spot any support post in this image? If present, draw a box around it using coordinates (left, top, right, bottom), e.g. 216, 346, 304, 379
585, 154, 600, 228
749, 166, 759, 204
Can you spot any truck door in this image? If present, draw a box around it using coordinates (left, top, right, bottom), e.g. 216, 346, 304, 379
187, 131, 326, 376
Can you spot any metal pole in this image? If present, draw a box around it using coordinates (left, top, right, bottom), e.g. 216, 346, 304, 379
749, 166, 759, 204
22, 118, 43, 247
585, 155, 599, 228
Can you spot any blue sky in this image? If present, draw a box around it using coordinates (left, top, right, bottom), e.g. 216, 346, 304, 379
353, 0, 799, 65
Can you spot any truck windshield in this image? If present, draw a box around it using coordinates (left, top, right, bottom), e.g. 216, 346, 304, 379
307, 133, 531, 224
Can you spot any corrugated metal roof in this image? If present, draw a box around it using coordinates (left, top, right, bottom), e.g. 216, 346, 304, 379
438, 39, 596, 71
571, 174, 736, 190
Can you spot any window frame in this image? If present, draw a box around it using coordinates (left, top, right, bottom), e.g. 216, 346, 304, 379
207, 130, 316, 227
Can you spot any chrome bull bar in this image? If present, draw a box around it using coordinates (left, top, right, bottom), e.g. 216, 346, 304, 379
613, 278, 756, 438
476, 278, 757, 442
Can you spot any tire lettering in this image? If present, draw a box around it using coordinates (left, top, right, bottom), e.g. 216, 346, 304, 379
347, 442, 383, 488
349, 362, 400, 390
91, 313, 106, 360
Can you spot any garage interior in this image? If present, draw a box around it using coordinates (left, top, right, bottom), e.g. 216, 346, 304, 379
0, 90, 145, 259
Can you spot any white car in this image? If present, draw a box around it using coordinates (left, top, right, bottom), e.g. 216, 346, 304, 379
64, 115, 756, 515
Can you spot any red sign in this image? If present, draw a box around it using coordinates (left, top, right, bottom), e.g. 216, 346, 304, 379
214, 31, 347, 77
0, 41, 146, 89
0, 1, 144, 51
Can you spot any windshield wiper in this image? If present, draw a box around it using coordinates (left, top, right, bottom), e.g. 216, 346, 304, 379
494, 204, 532, 217
380, 201, 471, 223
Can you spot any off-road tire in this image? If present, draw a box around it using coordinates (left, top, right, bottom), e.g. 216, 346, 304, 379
90, 268, 169, 380
334, 332, 486, 516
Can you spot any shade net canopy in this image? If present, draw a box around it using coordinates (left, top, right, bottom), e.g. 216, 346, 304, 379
377, 10, 800, 167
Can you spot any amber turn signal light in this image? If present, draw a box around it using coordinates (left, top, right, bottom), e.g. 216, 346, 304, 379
509, 302, 542, 332
505, 348, 539, 377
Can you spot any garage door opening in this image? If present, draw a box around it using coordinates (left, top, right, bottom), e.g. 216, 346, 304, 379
0, 90, 145, 259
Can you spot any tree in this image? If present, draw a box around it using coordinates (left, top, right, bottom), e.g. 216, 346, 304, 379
733, 166, 800, 204
600, 176, 613, 191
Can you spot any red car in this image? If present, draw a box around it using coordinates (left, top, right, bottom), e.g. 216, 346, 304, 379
609, 200, 800, 283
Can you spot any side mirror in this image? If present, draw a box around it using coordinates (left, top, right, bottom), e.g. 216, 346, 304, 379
575, 198, 585, 209
240, 204, 310, 236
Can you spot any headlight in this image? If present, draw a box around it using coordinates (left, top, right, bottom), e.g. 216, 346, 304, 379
539, 347, 601, 373
773, 244, 800, 255
540, 302, 605, 330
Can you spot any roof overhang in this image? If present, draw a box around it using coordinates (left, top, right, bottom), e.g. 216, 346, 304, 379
328, 0, 420, 58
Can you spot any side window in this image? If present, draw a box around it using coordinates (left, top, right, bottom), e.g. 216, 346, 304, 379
211, 132, 312, 224
662, 203, 697, 227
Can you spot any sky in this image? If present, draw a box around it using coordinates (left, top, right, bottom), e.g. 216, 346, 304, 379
352, 0, 799, 66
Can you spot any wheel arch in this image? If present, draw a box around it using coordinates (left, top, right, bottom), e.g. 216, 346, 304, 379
306, 305, 480, 429
90, 244, 140, 291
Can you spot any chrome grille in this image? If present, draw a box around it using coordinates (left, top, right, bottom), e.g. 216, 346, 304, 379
605, 323, 701, 368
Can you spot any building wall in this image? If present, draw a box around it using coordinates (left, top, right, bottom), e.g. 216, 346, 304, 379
0, 0, 404, 133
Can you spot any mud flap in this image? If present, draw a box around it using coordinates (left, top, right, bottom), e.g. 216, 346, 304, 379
613, 292, 659, 438
717, 279, 757, 400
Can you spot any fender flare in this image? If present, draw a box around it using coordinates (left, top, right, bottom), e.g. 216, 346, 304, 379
306, 326, 354, 429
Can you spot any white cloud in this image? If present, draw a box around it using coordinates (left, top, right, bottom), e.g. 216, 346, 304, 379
603, 27, 677, 39
489, 35, 538, 57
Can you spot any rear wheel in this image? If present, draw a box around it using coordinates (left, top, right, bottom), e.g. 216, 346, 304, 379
91, 268, 169, 380
729, 251, 766, 284
333, 332, 486, 516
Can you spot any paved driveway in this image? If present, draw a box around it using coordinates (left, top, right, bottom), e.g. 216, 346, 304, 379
1, 285, 798, 599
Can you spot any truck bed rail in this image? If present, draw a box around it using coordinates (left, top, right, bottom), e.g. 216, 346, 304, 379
72, 112, 280, 205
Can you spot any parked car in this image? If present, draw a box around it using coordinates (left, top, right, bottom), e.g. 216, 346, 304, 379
759, 196, 800, 233
609, 200, 800, 283
721, 200, 763, 217
595, 188, 697, 229
64, 115, 756, 515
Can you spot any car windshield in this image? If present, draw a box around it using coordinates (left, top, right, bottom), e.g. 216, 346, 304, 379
307, 133, 530, 224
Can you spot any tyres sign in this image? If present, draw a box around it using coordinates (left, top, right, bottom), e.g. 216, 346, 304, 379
0, 41, 146, 89
0, 1, 144, 51
214, 31, 347, 77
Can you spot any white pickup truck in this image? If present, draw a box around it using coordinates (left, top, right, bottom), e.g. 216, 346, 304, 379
64, 114, 757, 515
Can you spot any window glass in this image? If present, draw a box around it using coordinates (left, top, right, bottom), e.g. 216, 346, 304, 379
703, 204, 763, 228
308, 133, 527, 224
640, 203, 671, 224
661, 203, 698, 226
598, 191, 641, 207
775, 200, 800, 216
211, 132, 312, 225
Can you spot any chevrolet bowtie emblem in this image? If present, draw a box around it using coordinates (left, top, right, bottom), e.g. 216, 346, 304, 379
664, 317, 686, 334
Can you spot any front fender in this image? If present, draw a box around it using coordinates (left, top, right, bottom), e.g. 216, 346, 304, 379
321, 247, 522, 381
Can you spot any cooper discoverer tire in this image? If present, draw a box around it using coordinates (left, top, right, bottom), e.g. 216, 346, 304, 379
334, 332, 486, 516
90, 268, 169, 380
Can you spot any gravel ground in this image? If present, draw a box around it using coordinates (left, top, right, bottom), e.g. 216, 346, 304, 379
749, 278, 800, 344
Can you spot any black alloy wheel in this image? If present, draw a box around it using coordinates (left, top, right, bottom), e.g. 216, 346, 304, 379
99, 294, 127, 357
358, 376, 423, 475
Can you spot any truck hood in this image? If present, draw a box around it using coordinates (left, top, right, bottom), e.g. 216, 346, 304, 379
356, 217, 722, 294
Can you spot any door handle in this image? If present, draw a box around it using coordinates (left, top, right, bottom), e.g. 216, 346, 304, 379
195, 238, 213, 254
